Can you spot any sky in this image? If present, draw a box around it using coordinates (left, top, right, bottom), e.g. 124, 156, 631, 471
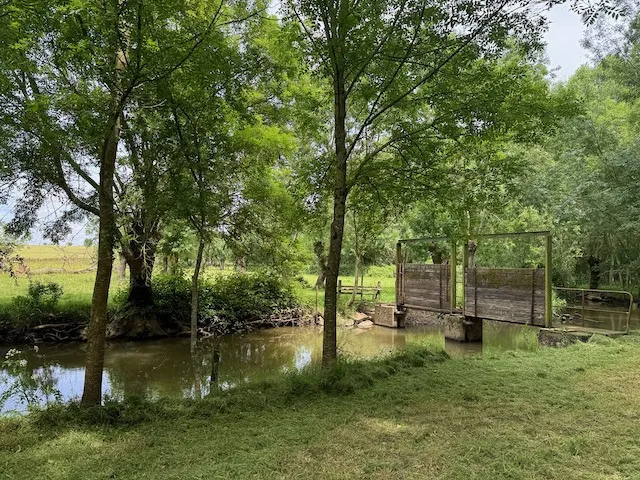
2, 5, 592, 245
545, 4, 590, 80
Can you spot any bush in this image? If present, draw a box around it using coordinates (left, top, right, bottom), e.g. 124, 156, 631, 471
8, 281, 64, 325
152, 275, 192, 325
200, 273, 297, 327
145, 272, 298, 329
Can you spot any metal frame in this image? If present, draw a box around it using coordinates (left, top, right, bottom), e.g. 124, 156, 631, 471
397, 231, 553, 327
553, 287, 634, 334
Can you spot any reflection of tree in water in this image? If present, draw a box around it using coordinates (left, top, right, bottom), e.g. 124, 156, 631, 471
2, 325, 479, 405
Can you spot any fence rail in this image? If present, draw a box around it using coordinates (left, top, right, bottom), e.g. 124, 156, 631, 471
337, 280, 382, 301
553, 287, 634, 334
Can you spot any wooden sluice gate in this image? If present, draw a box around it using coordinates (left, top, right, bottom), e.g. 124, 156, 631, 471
376, 232, 631, 340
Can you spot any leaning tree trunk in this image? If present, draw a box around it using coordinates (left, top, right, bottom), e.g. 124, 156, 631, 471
322, 63, 348, 368
81, 109, 120, 407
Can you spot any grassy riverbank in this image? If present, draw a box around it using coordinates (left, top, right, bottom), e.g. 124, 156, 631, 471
2, 336, 640, 479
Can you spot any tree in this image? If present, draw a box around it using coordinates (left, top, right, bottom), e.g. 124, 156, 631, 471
284, 0, 610, 366
0, 0, 243, 405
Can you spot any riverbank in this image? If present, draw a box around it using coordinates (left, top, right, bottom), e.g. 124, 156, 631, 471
0, 273, 310, 344
2, 335, 640, 479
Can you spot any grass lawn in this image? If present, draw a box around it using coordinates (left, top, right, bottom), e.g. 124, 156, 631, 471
2, 336, 640, 479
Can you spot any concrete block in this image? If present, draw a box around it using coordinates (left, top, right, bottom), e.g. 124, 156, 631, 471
373, 305, 406, 328
444, 315, 482, 342
374, 305, 397, 327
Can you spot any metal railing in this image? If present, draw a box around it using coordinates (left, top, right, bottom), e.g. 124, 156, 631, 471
553, 287, 634, 334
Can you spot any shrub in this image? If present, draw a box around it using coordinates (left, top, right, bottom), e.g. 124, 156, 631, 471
10, 281, 64, 323
26, 281, 63, 310
146, 272, 298, 329
200, 273, 297, 327
152, 275, 192, 325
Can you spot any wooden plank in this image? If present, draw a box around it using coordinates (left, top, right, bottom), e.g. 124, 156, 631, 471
464, 267, 546, 325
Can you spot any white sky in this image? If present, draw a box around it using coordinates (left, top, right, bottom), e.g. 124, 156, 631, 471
2, 5, 591, 245
545, 4, 590, 80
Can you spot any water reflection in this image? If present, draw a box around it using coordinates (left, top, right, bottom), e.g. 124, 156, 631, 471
1, 323, 529, 413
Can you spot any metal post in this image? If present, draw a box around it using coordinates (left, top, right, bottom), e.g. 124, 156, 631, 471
450, 240, 457, 312
396, 242, 402, 309
545, 234, 552, 328
462, 240, 469, 317
581, 290, 585, 328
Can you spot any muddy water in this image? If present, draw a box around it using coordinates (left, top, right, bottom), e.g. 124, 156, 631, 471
1, 323, 541, 413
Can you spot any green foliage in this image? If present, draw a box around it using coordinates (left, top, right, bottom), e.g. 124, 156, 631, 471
122, 273, 299, 329
8, 282, 64, 325
24, 282, 63, 311
150, 275, 193, 326
200, 273, 298, 327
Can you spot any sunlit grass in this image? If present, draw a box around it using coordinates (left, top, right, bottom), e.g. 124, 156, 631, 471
3, 338, 640, 479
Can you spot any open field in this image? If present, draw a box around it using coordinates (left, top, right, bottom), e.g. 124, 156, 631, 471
1, 246, 398, 314
2, 336, 640, 479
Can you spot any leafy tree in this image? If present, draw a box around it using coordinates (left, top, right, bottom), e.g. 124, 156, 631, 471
284, 0, 609, 366
0, 0, 247, 405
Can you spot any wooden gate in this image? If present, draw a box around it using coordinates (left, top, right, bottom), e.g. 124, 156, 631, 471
396, 232, 552, 327
400, 263, 452, 312
465, 267, 545, 326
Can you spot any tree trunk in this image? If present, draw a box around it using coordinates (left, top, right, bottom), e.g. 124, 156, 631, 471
235, 256, 246, 272
81, 111, 120, 407
314, 241, 327, 288
119, 234, 166, 338
348, 254, 360, 307
468, 241, 478, 269
191, 237, 205, 353
168, 253, 178, 275
322, 62, 348, 368
588, 256, 601, 290
190, 237, 205, 400
126, 244, 155, 308
117, 253, 126, 281
161, 255, 169, 274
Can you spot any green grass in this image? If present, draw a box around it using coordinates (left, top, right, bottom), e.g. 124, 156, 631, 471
295, 270, 396, 311
3, 337, 640, 479
1, 245, 397, 323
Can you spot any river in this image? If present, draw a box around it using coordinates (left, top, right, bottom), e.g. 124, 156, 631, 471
0, 322, 545, 414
